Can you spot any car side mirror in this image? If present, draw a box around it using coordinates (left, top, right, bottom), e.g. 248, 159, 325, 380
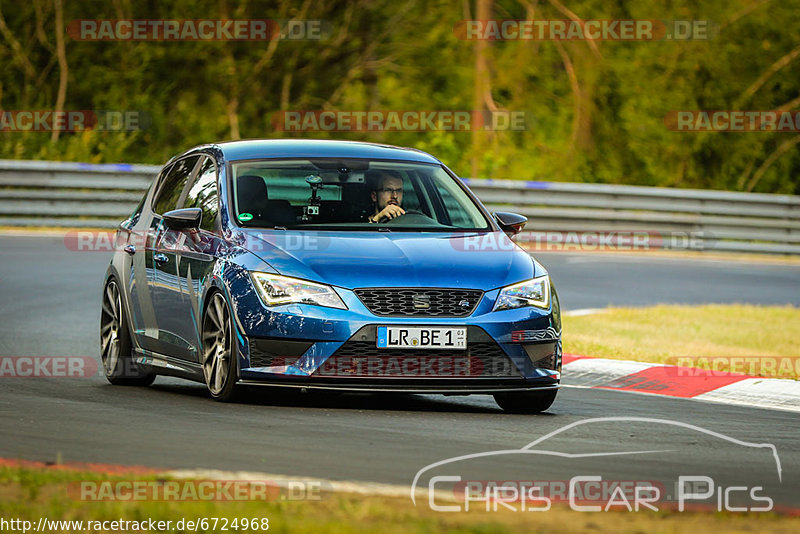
494, 211, 527, 236
163, 207, 202, 231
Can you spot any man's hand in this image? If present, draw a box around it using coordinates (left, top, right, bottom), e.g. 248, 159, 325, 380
371, 205, 406, 222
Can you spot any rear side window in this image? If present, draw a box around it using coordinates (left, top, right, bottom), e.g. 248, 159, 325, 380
183, 157, 219, 232
126, 185, 150, 227
152, 156, 200, 215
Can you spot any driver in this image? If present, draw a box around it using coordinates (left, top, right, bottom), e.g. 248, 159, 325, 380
367, 171, 405, 223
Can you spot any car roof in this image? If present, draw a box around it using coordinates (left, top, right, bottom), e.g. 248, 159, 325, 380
185, 139, 442, 165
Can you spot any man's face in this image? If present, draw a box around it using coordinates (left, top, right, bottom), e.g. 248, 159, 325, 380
372, 176, 404, 211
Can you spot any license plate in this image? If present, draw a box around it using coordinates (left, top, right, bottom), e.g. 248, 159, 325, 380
376, 326, 466, 349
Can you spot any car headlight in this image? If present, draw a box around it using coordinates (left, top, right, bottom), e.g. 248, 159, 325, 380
250, 272, 347, 310
493, 276, 550, 311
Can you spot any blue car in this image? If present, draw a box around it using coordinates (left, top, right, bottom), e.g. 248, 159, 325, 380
101, 140, 561, 412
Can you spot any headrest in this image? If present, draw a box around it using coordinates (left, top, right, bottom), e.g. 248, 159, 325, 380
237, 175, 268, 215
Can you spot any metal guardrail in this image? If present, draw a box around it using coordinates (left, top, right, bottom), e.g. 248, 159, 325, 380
0, 159, 799, 254
462, 178, 800, 254
0, 160, 158, 228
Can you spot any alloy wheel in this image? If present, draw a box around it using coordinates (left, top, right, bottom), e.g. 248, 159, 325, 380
100, 280, 123, 377
202, 293, 235, 398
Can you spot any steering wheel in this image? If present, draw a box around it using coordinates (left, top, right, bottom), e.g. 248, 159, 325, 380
382, 209, 433, 225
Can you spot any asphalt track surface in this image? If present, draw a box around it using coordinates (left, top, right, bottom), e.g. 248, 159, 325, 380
0, 235, 798, 509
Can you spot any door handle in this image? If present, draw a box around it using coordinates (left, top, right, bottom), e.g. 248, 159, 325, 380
123, 244, 136, 255
153, 253, 169, 264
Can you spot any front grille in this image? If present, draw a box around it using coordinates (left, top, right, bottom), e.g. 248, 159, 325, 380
354, 288, 483, 317
315, 341, 520, 378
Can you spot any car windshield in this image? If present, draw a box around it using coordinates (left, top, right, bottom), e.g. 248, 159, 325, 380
231, 159, 491, 231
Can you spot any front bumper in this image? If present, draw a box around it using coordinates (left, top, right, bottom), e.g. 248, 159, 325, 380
237, 377, 559, 394
231, 278, 561, 393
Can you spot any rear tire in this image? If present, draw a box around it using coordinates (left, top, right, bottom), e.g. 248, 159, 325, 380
100, 279, 156, 386
201, 292, 239, 402
494, 390, 557, 414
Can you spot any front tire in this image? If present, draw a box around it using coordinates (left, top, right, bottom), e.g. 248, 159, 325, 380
201, 292, 239, 401
100, 279, 155, 386
494, 390, 557, 414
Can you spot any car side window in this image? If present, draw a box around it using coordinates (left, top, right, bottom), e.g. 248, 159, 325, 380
435, 185, 470, 226
152, 156, 200, 215
183, 157, 219, 232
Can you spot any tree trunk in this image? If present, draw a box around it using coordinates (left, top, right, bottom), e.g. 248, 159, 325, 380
51, 0, 68, 144
471, 0, 491, 178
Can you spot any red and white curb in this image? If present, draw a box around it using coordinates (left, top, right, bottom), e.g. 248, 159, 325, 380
561, 354, 800, 413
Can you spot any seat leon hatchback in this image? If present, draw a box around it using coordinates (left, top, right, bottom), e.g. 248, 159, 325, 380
101, 139, 562, 412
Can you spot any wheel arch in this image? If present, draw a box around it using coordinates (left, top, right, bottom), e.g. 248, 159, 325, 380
102, 265, 140, 351
199, 277, 248, 376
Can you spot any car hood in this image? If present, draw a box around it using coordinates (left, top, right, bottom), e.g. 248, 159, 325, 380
241, 230, 540, 290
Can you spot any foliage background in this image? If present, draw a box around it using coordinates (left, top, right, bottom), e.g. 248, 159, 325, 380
1, 0, 799, 194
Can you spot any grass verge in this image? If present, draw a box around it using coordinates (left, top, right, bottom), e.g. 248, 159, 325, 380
0, 466, 797, 533
562, 304, 800, 379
